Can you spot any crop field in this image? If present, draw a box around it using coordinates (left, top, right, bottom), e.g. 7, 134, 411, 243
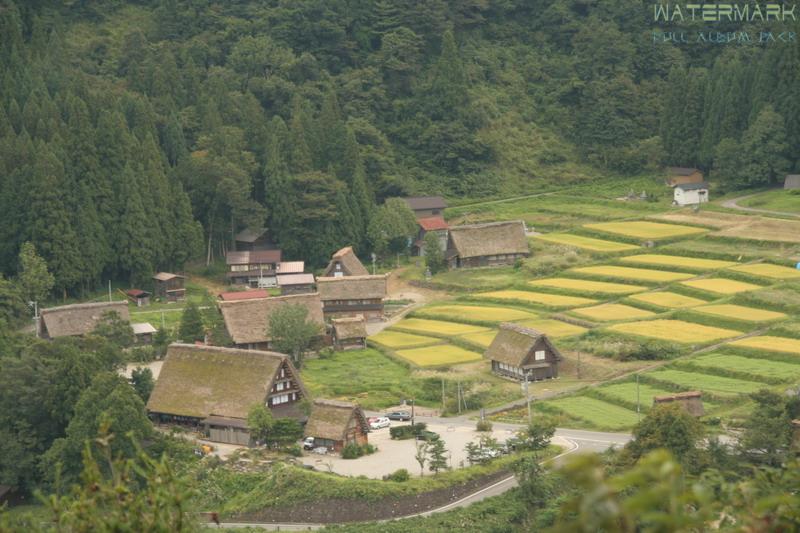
608, 319, 742, 343
584, 220, 707, 240
528, 278, 646, 294
459, 330, 499, 348
729, 335, 800, 355
534, 233, 639, 252
548, 396, 640, 430
474, 290, 597, 308
394, 345, 483, 367
728, 263, 800, 280
686, 353, 800, 382
571, 303, 656, 322
680, 278, 762, 295
597, 382, 684, 409
620, 254, 736, 270
571, 265, 694, 283
654, 211, 800, 244
515, 319, 588, 338
416, 304, 539, 323
646, 369, 765, 397
368, 330, 442, 349
390, 318, 489, 336
628, 291, 708, 308
693, 304, 787, 322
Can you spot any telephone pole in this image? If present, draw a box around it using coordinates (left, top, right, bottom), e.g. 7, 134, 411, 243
636, 373, 641, 422
524, 374, 532, 424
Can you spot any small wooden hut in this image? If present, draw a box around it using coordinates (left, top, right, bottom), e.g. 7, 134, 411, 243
652, 390, 705, 417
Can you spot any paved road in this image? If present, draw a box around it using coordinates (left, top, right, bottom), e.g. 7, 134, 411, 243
721, 192, 800, 218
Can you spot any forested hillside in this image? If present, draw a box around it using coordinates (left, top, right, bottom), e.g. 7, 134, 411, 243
0, 0, 798, 293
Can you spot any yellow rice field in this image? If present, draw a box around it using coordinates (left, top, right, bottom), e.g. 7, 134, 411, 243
571, 265, 694, 283
620, 254, 735, 270
369, 330, 442, 349
571, 303, 656, 322
390, 318, 489, 336
474, 290, 597, 307
628, 291, 707, 308
416, 305, 538, 323
729, 335, 800, 355
694, 304, 787, 322
515, 319, 588, 338
395, 345, 483, 367
680, 278, 761, 295
608, 319, 742, 343
728, 263, 800, 280
534, 233, 639, 252
528, 278, 646, 294
584, 221, 707, 240
459, 330, 499, 348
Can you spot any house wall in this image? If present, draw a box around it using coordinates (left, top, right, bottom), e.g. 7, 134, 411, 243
334, 336, 366, 350
280, 284, 314, 295
454, 253, 528, 268
322, 300, 384, 321
674, 188, 709, 206
413, 208, 444, 218
208, 425, 252, 446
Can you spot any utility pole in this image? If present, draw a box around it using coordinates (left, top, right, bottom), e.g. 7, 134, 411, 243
441, 379, 445, 412
577, 352, 582, 380
524, 374, 532, 424
411, 398, 415, 427
457, 381, 462, 415
636, 374, 641, 422
108, 280, 112, 302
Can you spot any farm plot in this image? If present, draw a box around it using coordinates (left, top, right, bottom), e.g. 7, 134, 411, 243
528, 278, 646, 294
369, 330, 442, 349
608, 319, 742, 344
728, 263, 800, 280
686, 353, 800, 382
620, 254, 735, 271
548, 396, 640, 430
416, 305, 539, 323
459, 330, 499, 348
646, 369, 765, 397
584, 221, 707, 240
534, 233, 639, 252
515, 319, 588, 338
597, 382, 687, 409
474, 290, 597, 308
571, 303, 656, 322
693, 304, 787, 322
628, 291, 708, 309
394, 345, 483, 367
680, 278, 762, 295
390, 318, 489, 336
571, 265, 694, 283
729, 335, 800, 355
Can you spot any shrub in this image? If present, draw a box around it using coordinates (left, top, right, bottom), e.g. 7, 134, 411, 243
384, 468, 410, 482
390, 423, 427, 440
476, 419, 493, 432
342, 443, 363, 459
286, 444, 303, 457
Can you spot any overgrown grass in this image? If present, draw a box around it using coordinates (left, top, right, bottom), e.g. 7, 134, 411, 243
737, 189, 800, 214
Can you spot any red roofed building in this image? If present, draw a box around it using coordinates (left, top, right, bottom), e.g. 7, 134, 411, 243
413, 216, 449, 256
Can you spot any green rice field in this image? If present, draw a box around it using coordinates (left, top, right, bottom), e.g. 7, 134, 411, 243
369, 330, 442, 349
534, 233, 639, 252
528, 278, 646, 294
416, 304, 539, 323
686, 353, 800, 381
548, 396, 640, 430
394, 345, 483, 367
646, 369, 765, 397
597, 382, 683, 409
620, 254, 736, 270
390, 318, 489, 336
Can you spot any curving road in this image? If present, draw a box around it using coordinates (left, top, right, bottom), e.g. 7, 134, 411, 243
720, 192, 800, 218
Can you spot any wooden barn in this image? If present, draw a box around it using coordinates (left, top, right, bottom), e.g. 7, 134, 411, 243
330, 315, 367, 350
665, 167, 704, 188
152, 272, 186, 302
785, 174, 800, 190
316, 275, 387, 321
402, 196, 448, 219
146, 344, 308, 445
226, 250, 283, 287
219, 292, 325, 350
39, 301, 130, 339
412, 216, 449, 256
125, 289, 150, 307
277, 273, 316, 295
673, 182, 709, 206
132, 322, 157, 344
485, 323, 562, 381
446, 220, 529, 268
304, 399, 369, 453
234, 228, 273, 251
322, 246, 369, 277
653, 391, 705, 417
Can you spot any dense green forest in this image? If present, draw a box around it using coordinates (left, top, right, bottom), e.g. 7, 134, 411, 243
0, 0, 798, 293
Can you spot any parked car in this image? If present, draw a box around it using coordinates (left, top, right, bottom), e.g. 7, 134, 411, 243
370, 417, 390, 430
385, 411, 412, 421
303, 437, 315, 450
476, 447, 502, 460
415, 430, 440, 442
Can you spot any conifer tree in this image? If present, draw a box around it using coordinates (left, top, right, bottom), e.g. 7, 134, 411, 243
17, 241, 54, 304
288, 97, 313, 174
178, 301, 205, 342
116, 164, 154, 285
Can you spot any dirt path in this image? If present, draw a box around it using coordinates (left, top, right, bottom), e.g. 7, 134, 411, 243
720, 193, 800, 218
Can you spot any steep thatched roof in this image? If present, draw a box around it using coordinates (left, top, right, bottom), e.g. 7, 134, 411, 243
153, 272, 183, 281
219, 293, 324, 345
331, 315, 367, 340
235, 227, 267, 243
485, 323, 561, 367
147, 344, 305, 419
323, 246, 369, 276
317, 275, 387, 301
40, 301, 129, 338
304, 399, 368, 442
449, 221, 529, 259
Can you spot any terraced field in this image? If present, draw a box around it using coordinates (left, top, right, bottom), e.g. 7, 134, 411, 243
608, 319, 742, 343
680, 278, 762, 295
693, 304, 787, 322
394, 345, 483, 367
515, 319, 588, 338
416, 305, 538, 323
571, 265, 694, 283
548, 396, 640, 430
728, 263, 800, 280
628, 291, 708, 308
584, 220, 707, 240
528, 278, 646, 294
686, 353, 800, 381
571, 303, 656, 322
646, 369, 765, 397
459, 330, 499, 348
474, 290, 597, 308
620, 254, 736, 270
390, 318, 489, 336
534, 233, 639, 252
369, 330, 442, 349
597, 382, 684, 409
729, 335, 800, 355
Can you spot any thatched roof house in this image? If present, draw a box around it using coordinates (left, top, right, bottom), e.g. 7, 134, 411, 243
39, 301, 130, 339
323, 246, 369, 277
446, 220, 529, 268
316, 275, 387, 320
665, 167, 704, 187
219, 292, 324, 349
331, 315, 367, 350
485, 323, 562, 381
785, 174, 800, 190
653, 391, 705, 417
304, 399, 369, 452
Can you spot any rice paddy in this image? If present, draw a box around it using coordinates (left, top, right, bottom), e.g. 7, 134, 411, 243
608, 319, 742, 343
474, 290, 597, 308
680, 278, 762, 295
571, 265, 694, 283
728, 263, 800, 280
515, 319, 588, 338
394, 345, 483, 367
686, 353, 800, 381
528, 278, 646, 294
368, 330, 442, 349
693, 304, 787, 322
628, 291, 708, 308
534, 233, 639, 252
584, 221, 707, 240
459, 330, 499, 348
729, 335, 800, 355
571, 303, 656, 322
416, 304, 539, 323
620, 254, 736, 270
646, 369, 765, 397
548, 396, 640, 430
390, 318, 489, 336
597, 382, 682, 409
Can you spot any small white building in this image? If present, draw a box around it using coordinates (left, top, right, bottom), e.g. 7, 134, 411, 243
673, 182, 709, 206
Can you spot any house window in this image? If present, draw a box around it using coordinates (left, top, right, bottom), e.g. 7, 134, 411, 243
534, 350, 546, 361
272, 393, 290, 405
276, 382, 285, 391
230, 264, 249, 272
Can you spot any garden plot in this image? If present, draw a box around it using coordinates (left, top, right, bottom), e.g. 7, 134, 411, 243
686, 353, 800, 382
548, 396, 640, 430
646, 369, 765, 397
571, 265, 694, 283
571, 303, 656, 322
693, 304, 787, 322
620, 254, 735, 271
628, 291, 707, 309
680, 278, 761, 295
534, 233, 639, 252
459, 330, 499, 348
515, 319, 588, 338
652, 211, 800, 244
369, 330, 442, 349
390, 318, 489, 337
528, 278, 646, 294
394, 345, 483, 367
474, 290, 597, 308
729, 335, 800, 355
728, 263, 800, 280
608, 319, 742, 344
416, 304, 539, 323
597, 382, 688, 409
584, 221, 707, 240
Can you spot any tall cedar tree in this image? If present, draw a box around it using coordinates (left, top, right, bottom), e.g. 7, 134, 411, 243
178, 301, 205, 342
